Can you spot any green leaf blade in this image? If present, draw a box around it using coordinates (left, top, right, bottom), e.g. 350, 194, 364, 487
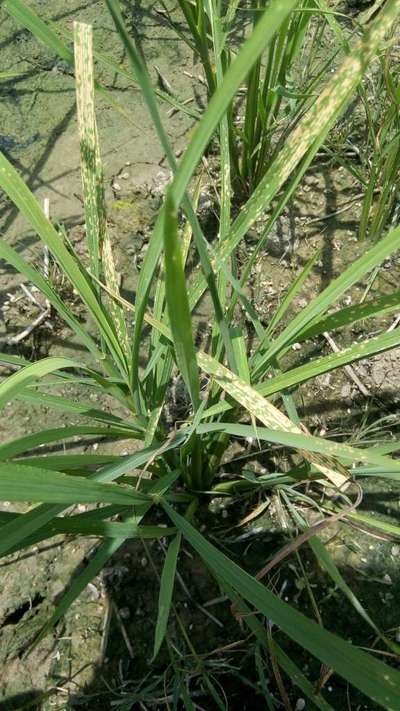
0, 463, 149, 506
164, 191, 200, 410
153, 532, 181, 660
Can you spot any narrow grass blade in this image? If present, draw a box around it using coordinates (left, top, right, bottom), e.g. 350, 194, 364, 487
254, 644, 276, 711
30, 538, 122, 651
0, 462, 149, 505
347, 512, 400, 539
254, 223, 400, 374
16, 390, 140, 431
309, 536, 387, 643
265, 249, 321, 337
0, 153, 126, 375
74, 21, 129, 359
74, 22, 100, 277
0, 240, 101, 360
273, 642, 334, 711
164, 191, 200, 410
2, 0, 155, 129
104, 0, 178, 403
3, 0, 73, 62
0, 353, 30, 368
231, 329, 250, 384
196, 422, 400, 473
0, 520, 173, 558
0, 357, 78, 410
19, 455, 120, 470
207, 0, 231, 322
162, 502, 400, 708
259, 326, 400, 397
153, 532, 182, 660
145, 185, 201, 442
0, 425, 135, 460
224, 585, 334, 710
93, 445, 185, 485
105, 0, 176, 168
296, 289, 400, 344
0, 504, 66, 559
1, 364, 112, 388
49, 520, 175, 539
188, 138, 327, 322
5, 365, 131, 417
198, 352, 349, 488
0, 512, 175, 543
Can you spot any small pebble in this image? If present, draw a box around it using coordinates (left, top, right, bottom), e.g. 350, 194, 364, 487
341, 383, 352, 398
87, 583, 100, 601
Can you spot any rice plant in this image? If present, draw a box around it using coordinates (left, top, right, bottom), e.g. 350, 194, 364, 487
1, 0, 400, 706
358, 35, 400, 240
319, 9, 400, 241
163, 0, 349, 195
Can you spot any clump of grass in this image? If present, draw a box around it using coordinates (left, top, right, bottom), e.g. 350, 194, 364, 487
358, 33, 400, 240
1, 0, 400, 706
320, 11, 400, 241
166, 0, 348, 196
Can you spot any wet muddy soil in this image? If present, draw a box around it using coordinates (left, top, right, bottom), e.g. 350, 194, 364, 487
1, 2, 400, 710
